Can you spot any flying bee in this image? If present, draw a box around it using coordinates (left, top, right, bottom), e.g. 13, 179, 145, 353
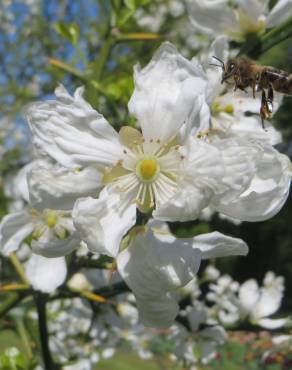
211, 56, 292, 128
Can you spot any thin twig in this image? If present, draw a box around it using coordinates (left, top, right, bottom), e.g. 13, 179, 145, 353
0, 293, 25, 317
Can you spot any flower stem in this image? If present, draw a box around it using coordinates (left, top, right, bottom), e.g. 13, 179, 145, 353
9, 253, 29, 284
15, 317, 33, 361
94, 37, 114, 81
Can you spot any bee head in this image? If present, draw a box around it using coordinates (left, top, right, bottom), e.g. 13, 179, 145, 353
221, 59, 237, 83
210, 57, 237, 84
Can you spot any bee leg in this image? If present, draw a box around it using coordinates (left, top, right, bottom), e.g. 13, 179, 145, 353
233, 74, 240, 91
260, 90, 269, 129
267, 85, 274, 114
252, 82, 256, 98
241, 87, 248, 94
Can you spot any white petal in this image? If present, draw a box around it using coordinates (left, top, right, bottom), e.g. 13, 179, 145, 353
117, 227, 202, 328
213, 137, 259, 203
11, 161, 42, 202
267, 0, 292, 27
209, 36, 229, 65
73, 192, 136, 257
186, 0, 239, 37
256, 317, 290, 329
0, 211, 34, 255
28, 161, 102, 210
235, 0, 268, 22
215, 145, 291, 221
153, 184, 210, 222
253, 279, 284, 319
25, 254, 67, 293
25, 85, 123, 168
206, 36, 229, 104
135, 295, 179, 329
31, 232, 79, 258
155, 137, 230, 222
193, 231, 249, 259
128, 42, 207, 144
272, 335, 292, 345
239, 279, 260, 314
218, 309, 240, 326
182, 137, 225, 193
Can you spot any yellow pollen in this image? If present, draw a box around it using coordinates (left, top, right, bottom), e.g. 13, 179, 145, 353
212, 101, 234, 115
136, 158, 159, 182
45, 212, 58, 228
223, 104, 234, 114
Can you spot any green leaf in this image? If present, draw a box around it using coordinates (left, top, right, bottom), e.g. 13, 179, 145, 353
104, 75, 134, 102
124, 0, 135, 10
53, 22, 80, 45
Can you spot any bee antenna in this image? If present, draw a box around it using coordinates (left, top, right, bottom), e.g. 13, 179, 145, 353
212, 56, 225, 68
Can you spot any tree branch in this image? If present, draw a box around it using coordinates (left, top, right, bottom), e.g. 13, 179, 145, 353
34, 293, 58, 370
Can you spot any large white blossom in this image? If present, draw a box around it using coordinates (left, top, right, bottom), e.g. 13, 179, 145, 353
117, 220, 248, 328
186, 0, 292, 41
25, 42, 291, 259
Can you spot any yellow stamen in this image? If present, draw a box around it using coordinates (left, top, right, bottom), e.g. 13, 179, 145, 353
223, 104, 234, 114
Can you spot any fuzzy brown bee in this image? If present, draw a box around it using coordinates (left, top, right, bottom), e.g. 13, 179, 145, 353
211, 56, 292, 127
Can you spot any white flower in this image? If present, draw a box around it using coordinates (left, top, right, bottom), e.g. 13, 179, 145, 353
207, 275, 241, 326
0, 161, 83, 257
0, 203, 79, 258
67, 272, 93, 291
238, 271, 290, 328
204, 265, 220, 281
209, 271, 290, 329
25, 42, 290, 258
204, 36, 283, 146
117, 220, 248, 328
170, 303, 227, 366
186, 0, 292, 41
24, 42, 208, 257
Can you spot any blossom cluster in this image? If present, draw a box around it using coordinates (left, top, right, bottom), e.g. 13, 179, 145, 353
0, 40, 291, 331
0, 1, 291, 367
24, 265, 288, 369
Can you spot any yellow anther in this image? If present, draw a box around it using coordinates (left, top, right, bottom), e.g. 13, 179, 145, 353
212, 101, 234, 115
223, 104, 234, 114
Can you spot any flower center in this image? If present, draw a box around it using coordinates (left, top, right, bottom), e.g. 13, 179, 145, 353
136, 158, 160, 183
44, 210, 58, 228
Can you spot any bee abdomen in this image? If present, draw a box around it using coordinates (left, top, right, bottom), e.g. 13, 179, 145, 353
266, 69, 292, 95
